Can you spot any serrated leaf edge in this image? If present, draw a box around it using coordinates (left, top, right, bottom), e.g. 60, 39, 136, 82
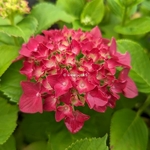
65, 135, 108, 150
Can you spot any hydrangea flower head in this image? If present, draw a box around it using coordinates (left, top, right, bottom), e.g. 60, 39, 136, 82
19, 26, 138, 133
0, 0, 30, 18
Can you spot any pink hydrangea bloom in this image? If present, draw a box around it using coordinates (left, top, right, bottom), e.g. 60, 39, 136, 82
19, 26, 138, 133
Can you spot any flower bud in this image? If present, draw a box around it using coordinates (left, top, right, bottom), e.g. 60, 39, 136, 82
0, 0, 30, 18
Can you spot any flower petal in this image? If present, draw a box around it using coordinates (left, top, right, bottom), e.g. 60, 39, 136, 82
64, 110, 90, 133
123, 77, 138, 98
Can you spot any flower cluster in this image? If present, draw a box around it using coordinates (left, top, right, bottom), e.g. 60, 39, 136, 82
19, 26, 138, 133
0, 0, 30, 18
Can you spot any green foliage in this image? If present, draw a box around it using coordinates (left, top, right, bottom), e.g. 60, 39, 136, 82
0, 32, 14, 45
56, 0, 86, 18
19, 107, 113, 150
119, 0, 144, 7
0, 16, 38, 42
0, 136, 16, 150
115, 17, 150, 35
66, 135, 108, 150
117, 40, 150, 93
110, 109, 148, 150
81, 0, 104, 26
107, 0, 124, 19
0, 61, 26, 103
0, 0, 150, 150
0, 45, 19, 76
29, 2, 75, 34
0, 97, 18, 145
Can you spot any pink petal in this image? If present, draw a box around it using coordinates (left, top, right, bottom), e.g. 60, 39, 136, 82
20, 61, 34, 79
65, 54, 75, 66
54, 77, 72, 97
105, 59, 118, 75
81, 40, 93, 52
75, 110, 90, 122
43, 95, 57, 111
36, 43, 49, 58
60, 91, 71, 104
76, 78, 95, 94
109, 37, 116, 56
82, 59, 94, 72
87, 48, 99, 62
109, 38, 131, 68
42, 78, 53, 91
64, 110, 90, 133
19, 44, 31, 57
27, 37, 39, 52
93, 105, 107, 113
110, 80, 126, 93
70, 40, 81, 55
20, 81, 41, 95
90, 26, 102, 39
33, 65, 44, 80
19, 93, 42, 113
43, 57, 57, 69
123, 77, 138, 98
19, 81, 43, 113
116, 52, 131, 68
55, 104, 73, 122
107, 94, 118, 108
86, 88, 108, 109
47, 74, 58, 88
119, 68, 130, 81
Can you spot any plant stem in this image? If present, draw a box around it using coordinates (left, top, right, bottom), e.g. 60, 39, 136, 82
137, 95, 150, 116
9, 14, 19, 46
119, 6, 128, 38
122, 6, 128, 26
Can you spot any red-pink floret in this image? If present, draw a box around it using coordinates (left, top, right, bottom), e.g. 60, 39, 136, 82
19, 26, 138, 133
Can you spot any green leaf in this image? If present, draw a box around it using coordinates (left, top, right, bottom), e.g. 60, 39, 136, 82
115, 17, 150, 35
80, 0, 104, 26
0, 61, 26, 103
29, 2, 75, 34
66, 135, 108, 150
0, 32, 14, 45
0, 16, 38, 42
20, 107, 113, 150
0, 136, 16, 150
0, 45, 19, 76
119, 0, 144, 7
56, 0, 86, 18
117, 40, 150, 93
110, 109, 148, 150
107, 0, 124, 19
16, 16, 38, 42
0, 97, 18, 145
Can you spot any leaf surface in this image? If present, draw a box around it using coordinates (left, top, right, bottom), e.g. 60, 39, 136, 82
115, 17, 150, 35
0, 45, 19, 76
0, 98, 18, 145
66, 135, 108, 150
0, 16, 38, 42
110, 109, 148, 150
81, 0, 104, 25
29, 2, 75, 34
0, 136, 16, 150
0, 61, 26, 103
